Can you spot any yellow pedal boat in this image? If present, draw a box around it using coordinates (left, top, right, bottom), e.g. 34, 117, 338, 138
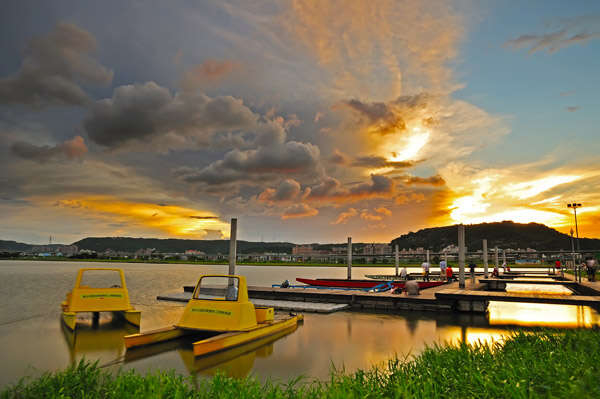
124, 274, 303, 357
61, 268, 141, 330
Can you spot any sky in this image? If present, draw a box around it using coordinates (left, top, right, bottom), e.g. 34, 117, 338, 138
1, 0, 599, 245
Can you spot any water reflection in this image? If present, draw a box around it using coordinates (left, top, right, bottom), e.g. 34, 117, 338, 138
61, 315, 138, 364
124, 325, 299, 379
488, 301, 600, 328
505, 283, 573, 295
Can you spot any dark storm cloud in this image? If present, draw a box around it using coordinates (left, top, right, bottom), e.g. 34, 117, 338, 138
307, 174, 395, 203
10, 136, 88, 163
84, 81, 285, 150
173, 141, 321, 186
0, 23, 113, 107
258, 179, 305, 203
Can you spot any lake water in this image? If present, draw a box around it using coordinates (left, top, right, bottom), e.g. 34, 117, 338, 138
0, 260, 598, 388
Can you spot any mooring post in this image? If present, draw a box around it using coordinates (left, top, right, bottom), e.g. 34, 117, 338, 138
347, 237, 352, 280
394, 244, 399, 277
483, 239, 488, 278
228, 218, 237, 275
458, 224, 465, 289
494, 246, 499, 272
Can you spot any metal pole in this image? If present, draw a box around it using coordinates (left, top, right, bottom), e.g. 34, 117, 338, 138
394, 244, 399, 277
483, 239, 488, 278
228, 218, 237, 275
426, 249, 430, 264
347, 237, 352, 280
502, 249, 506, 270
574, 206, 580, 251
458, 224, 465, 289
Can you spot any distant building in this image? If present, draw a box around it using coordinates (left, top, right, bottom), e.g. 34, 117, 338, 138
185, 249, 206, 256
361, 244, 392, 256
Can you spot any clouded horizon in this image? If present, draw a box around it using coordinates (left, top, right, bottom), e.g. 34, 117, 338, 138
1, 1, 599, 245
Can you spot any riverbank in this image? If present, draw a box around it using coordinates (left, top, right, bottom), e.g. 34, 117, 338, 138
1, 257, 553, 269
3, 329, 599, 398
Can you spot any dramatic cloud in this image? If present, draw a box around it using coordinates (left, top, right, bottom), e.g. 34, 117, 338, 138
436, 161, 600, 233
180, 59, 239, 90
258, 179, 307, 203
281, 203, 318, 219
174, 141, 321, 186
0, 23, 113, 106
10, 136, 88, 163
308, 174, 395, 204
340, 94, 436, 137
505, 16, 600, 54
338, 93, 507, 166
84, 81, 284, 150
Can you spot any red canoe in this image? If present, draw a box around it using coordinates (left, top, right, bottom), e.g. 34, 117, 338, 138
296, 278, 445, 289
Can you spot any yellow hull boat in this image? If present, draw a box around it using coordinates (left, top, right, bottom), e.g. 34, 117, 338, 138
61, 268, 141, 330
124, 274, 303, 357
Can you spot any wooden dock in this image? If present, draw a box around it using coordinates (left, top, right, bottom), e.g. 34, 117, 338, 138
165, 274, 600, 315
479, 278, 579, 291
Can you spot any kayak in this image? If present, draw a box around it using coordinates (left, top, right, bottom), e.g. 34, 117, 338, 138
295, 278, 445, 289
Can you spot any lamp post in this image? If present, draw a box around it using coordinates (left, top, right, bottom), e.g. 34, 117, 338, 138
567, 203, 582, 251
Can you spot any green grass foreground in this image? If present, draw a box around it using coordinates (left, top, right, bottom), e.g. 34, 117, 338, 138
3, 330, 600, 398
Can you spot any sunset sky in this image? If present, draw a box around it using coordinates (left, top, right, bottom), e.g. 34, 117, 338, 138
1, 1, 599, 244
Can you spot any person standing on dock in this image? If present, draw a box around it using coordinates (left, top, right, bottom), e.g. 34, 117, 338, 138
400, 266, 408, 280
586, 258, 597, 282
439, 259, 447, 281
446, 265, 454, 282
469, 262, 476, 284
422, 260, 430, 281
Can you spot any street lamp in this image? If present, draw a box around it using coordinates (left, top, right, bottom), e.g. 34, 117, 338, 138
567, 203, 582, 251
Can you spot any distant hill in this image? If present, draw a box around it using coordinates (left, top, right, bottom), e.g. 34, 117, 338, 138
390, 221, 600, 251
72, 237, 296, 254
0, 240, 33, 252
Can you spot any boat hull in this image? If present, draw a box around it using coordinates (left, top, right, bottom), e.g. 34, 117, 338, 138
295, 278, 445, 289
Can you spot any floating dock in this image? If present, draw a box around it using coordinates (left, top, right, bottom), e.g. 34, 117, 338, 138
156, 273, 600, 315
157, 292, 350, 314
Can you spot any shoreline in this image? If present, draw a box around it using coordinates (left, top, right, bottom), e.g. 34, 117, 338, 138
0, 257, 554, 269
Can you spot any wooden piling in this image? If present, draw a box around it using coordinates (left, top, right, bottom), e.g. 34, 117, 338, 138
394, 244, 399, 277
483, 239, 488, 278
458, 224, 465, 289
347, 237, 352, 280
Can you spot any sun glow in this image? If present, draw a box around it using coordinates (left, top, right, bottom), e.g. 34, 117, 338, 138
54, 197, 230, 238
389, 127, 430, 162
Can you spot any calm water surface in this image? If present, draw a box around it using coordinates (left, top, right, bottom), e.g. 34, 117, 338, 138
0, 260, 597, 387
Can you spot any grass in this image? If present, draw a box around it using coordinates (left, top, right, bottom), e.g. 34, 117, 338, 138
3, 329, 600, 398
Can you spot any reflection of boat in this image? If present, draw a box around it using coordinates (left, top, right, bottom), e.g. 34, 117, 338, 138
61, 317, 138, 364
125, 275, 303, 357
126, 324, 298, 379
296, 278, 445, 290
61, 268, 141, 330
